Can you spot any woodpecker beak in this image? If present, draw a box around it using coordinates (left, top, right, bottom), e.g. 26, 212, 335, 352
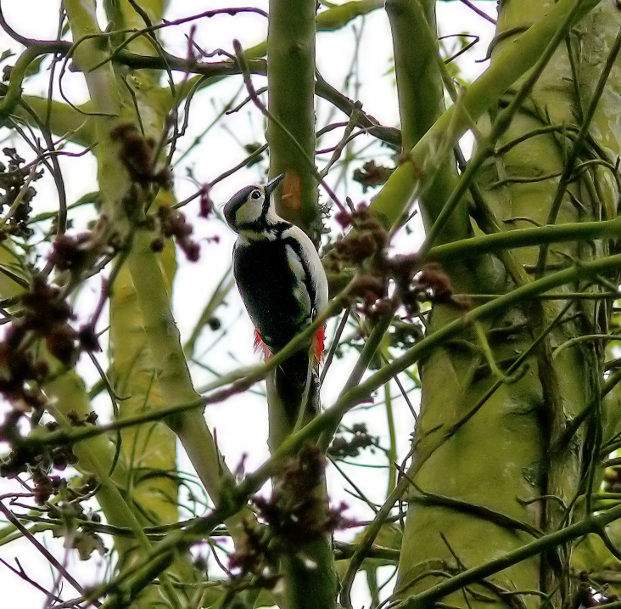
264, 173, 285, 196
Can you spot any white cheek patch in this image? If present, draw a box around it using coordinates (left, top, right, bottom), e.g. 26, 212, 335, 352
235, 198, 263, 226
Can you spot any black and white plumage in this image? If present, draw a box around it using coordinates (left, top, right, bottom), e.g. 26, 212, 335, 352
224, 174, 328, 419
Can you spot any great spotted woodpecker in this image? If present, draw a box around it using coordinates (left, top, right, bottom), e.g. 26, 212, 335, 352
223, 174, 328, 421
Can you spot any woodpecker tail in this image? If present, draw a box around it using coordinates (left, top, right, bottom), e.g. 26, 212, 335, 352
255, 328, 325, 425
274, 351, 316, 423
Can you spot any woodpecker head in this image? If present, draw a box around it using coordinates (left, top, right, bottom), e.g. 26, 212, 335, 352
223, 174, 285, 234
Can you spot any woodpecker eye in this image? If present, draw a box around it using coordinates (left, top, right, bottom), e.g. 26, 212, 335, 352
251, 190, 262, 200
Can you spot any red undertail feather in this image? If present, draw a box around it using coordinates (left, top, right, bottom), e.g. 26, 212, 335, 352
253, 327, 325, 363
313, 326, 325, 363
254, 330, 273, 360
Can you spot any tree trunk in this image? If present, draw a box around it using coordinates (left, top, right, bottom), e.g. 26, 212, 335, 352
395, 1, 621, 607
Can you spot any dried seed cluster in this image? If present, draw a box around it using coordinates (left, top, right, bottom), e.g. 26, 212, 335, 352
328, 203, 466, 323
352, 160, 394, 193
229, 445, 351, 589
1, 412, 98, 506
110, 122, 202, 262
328, 422, 377, 460
0, 147, 41, 240
149, 203, 200, 262
110, 123, 171, 188
0, 277, 70, 411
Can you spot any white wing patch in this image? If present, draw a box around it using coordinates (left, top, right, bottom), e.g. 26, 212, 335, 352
285, 242, 312, 323
283, 225, 329, 321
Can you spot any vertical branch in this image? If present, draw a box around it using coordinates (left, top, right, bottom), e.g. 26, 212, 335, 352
266, 2, 338, 608
386, 0, 445, 149
66, 0, 250, 580
126, 219, 249, 538
63, 0, 130, 235
103, 0, 181, 536
386, 0, 469, 246
267, 0, 319, 237
369, 0, 600, 231
110, 256, 181, 526
61, 4, 191, 606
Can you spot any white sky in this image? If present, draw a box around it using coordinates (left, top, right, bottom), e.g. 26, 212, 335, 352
0, 1, 496, 605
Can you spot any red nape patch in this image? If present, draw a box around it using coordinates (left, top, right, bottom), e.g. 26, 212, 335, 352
254, 330, 273, 361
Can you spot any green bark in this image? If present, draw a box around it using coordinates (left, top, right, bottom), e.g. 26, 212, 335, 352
105, 0, 180, 536
110, 253, 180, 528
395, 1, 620, 607
386, 0, 468, 242
266, 2, 338, 608
61, 2, 245, 604
267, 0, 319, 236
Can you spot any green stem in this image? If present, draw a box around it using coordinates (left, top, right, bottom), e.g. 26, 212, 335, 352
385, 380, 397, 495
266, 2, 339, 607
386, 0, 468, 242
0, 46, 42, 121
426, 217, 621, 263
126, 227, 248, 538
370, 0, 600, 229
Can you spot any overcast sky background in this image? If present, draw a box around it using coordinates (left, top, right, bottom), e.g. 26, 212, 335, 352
0, 1, 497, 604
